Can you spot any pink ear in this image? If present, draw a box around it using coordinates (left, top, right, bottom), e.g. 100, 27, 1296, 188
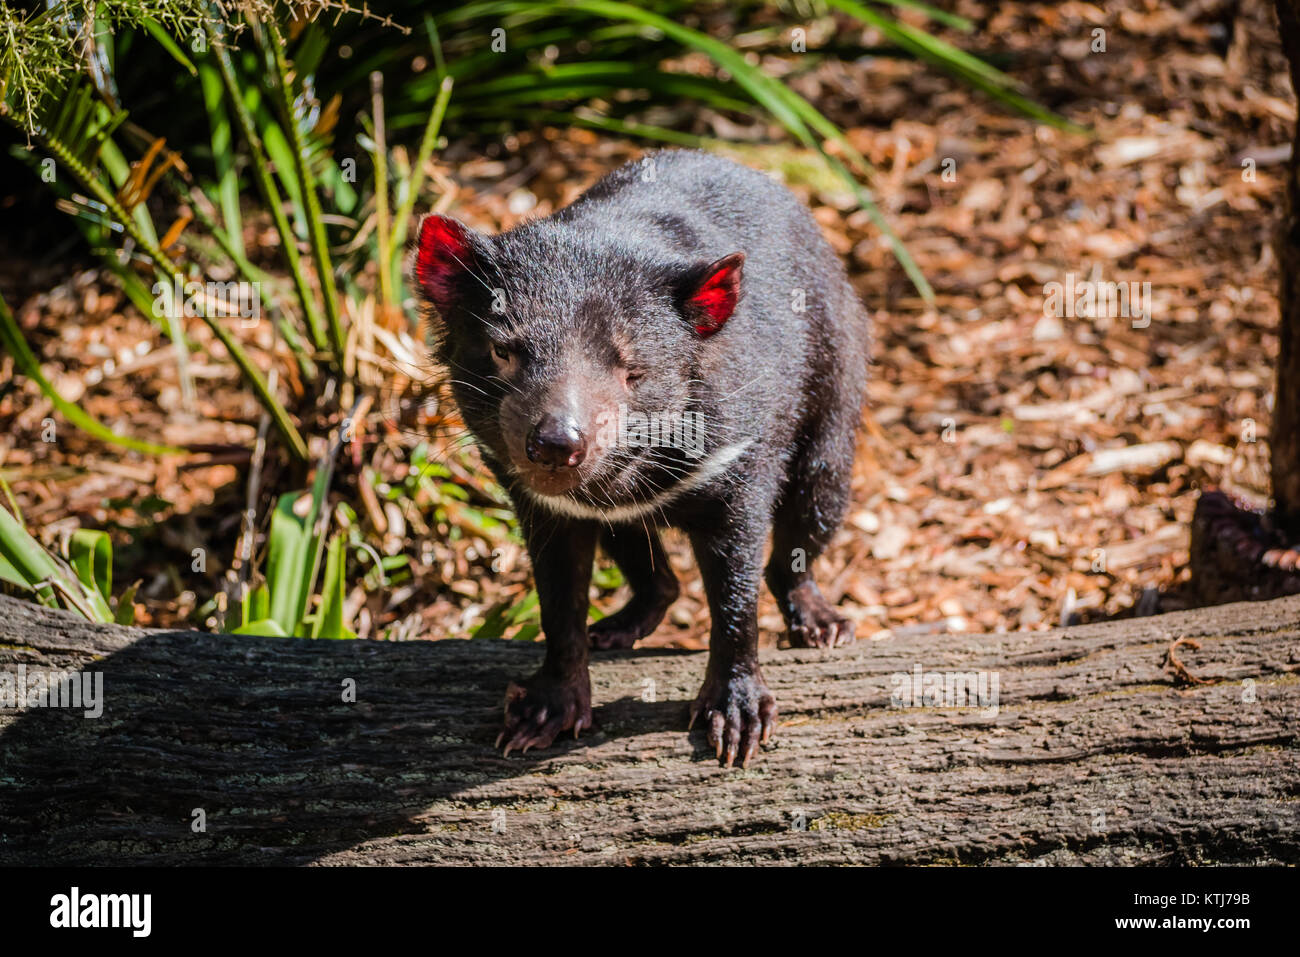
684, 252, 744, 337
416, 215, 475, 312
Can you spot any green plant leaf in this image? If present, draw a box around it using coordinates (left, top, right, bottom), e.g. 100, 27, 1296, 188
68, 528, 113, 604
142, 18, 198, 77
0, 552, 28, 593
870, 0, 973, 31
0, 504, 62, 606
231, 618, 290, 637
311, 533, 355, 639
3, 103, 310, 462
0, 474, 25, 527
512, 623, 541, 642
211, 34, 327, 354
438, 0, 929, 298
390, 70, 453, 296
249, 582, 270, 626
265, 18, 347, 363
829, 0, 1085, 133
471, 597, 517, 640
0, 502, 110, 620
198, 58, 243, 257
266, 490, 322, 636
114, 580, 140, 626
0, 289, 185, 456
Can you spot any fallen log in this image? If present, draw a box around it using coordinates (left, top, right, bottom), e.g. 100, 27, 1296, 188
0, 592, 1297, 865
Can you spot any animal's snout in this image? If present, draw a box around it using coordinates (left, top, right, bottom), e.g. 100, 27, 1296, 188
526, 414, 588, 468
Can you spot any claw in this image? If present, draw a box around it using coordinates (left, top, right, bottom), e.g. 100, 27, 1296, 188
692, 666, 777, 768
496, 672, 591, 757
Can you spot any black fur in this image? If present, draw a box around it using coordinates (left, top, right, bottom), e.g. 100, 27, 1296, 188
415, 149, 870, 766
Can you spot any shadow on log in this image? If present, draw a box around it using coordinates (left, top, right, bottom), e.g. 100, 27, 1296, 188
1, 592, 1297, 865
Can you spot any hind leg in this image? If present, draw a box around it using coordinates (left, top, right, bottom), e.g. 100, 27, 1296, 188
765, 411, 860, 649
589, 524, 679, 650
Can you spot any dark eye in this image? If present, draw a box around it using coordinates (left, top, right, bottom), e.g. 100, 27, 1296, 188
491, 342, 511, 362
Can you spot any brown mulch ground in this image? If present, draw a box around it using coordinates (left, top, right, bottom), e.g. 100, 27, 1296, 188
0, 0, 1291, 646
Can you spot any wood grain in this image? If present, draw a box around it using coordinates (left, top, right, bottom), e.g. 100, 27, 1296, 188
1, 593, 1297, 865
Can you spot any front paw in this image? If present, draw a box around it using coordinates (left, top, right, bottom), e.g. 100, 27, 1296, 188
589, 588, 676, 650
786, 581, 856, 648
589, 604, 658, 650
689, 663, 776, 768
496, 670, 593, 756
588, 612, 643, 650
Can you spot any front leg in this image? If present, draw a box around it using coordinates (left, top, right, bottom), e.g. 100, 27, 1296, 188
497, 505, 598, 755
589, 524, 679, 649
687, 510, 777, 768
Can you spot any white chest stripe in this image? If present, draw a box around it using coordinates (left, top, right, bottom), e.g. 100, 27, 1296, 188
524, 440, 754, 523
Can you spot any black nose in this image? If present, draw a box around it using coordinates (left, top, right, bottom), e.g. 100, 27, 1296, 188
526, 414, 587, 468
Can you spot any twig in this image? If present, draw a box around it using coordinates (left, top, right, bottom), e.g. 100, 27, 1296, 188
1163, 636, 1211, 686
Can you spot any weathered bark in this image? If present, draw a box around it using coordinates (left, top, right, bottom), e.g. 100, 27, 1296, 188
1273, 0, 1300, 536
1, 593, 1297, 865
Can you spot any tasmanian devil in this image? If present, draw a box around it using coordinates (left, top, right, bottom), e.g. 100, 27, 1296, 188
414, 149, 869, 767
